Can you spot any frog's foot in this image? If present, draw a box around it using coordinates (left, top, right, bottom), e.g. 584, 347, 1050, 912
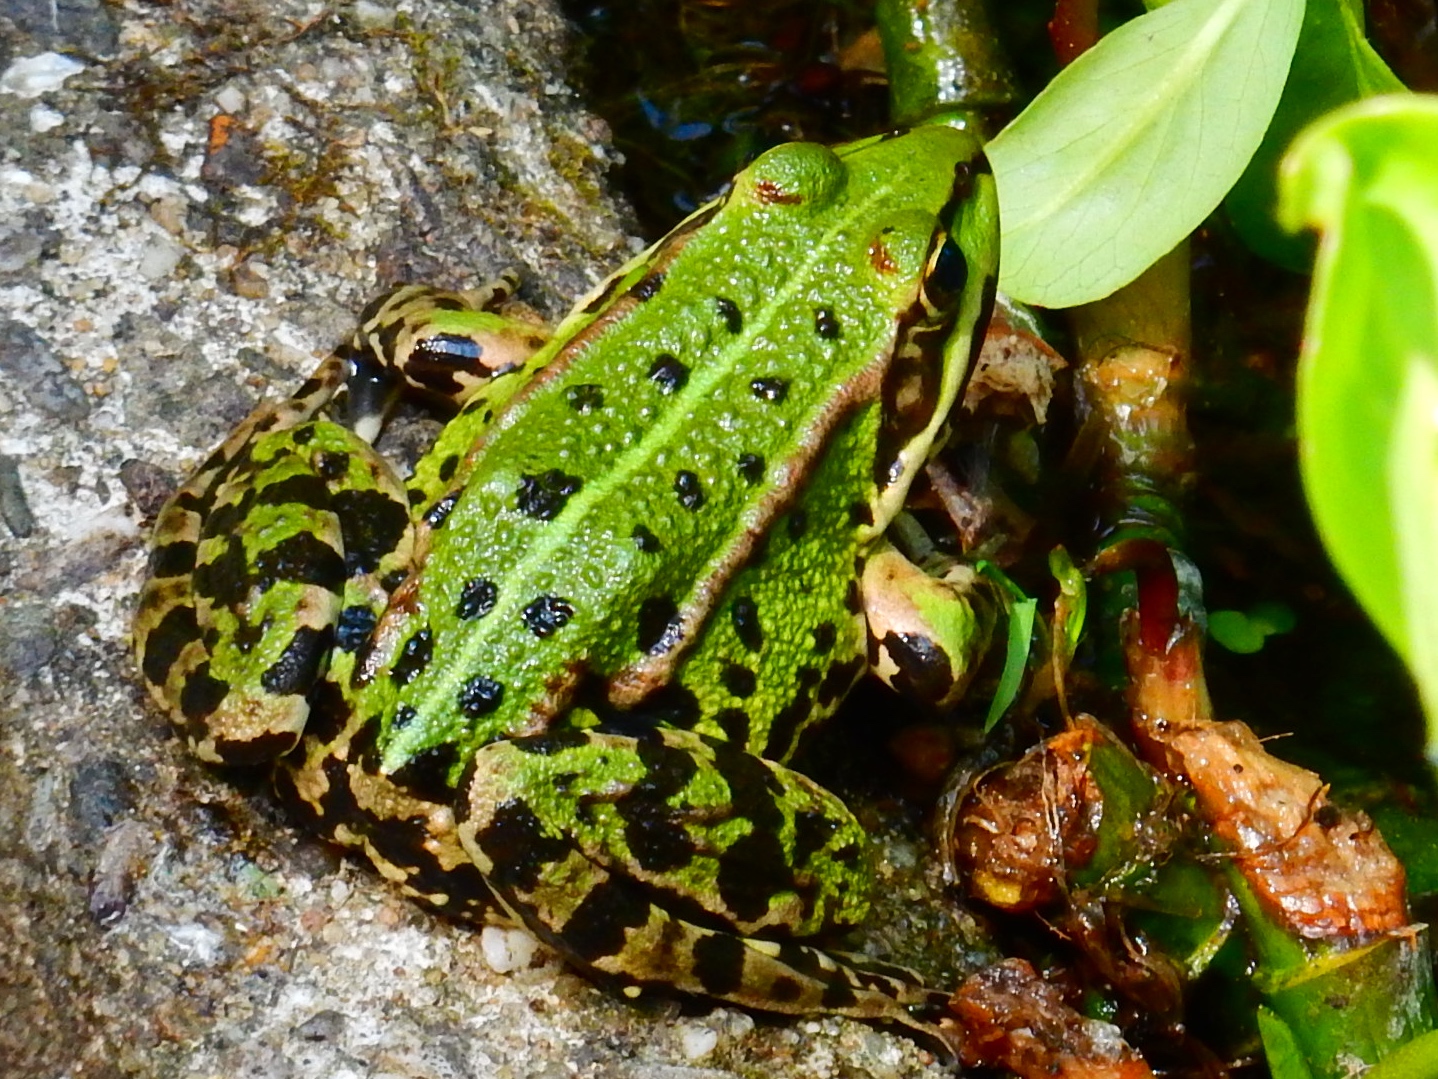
453, 726, 944, 1026
343, 279, 550, 446
861, 541, 998, 711
135, 389, 414, 765
273, 717, 497, 921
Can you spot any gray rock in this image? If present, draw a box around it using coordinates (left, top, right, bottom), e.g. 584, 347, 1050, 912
0, 319, 90, 421
2, 0, 119, 55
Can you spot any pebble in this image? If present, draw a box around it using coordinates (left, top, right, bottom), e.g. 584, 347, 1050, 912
0, 455, 35, 537
214, 84, 247, 114
479, 925, 540, 974
230, 259, 271, 299
677, 1023, 719, 1060
138, 234, 184, 281
30, 105, 65, 132
0, 53, 87, 98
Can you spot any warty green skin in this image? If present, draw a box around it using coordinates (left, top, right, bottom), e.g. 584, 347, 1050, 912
133, 124, 1000, 1039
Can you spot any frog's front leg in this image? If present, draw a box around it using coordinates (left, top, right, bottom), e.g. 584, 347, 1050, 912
455, 725, 946, 1026
862, 540, 999, 712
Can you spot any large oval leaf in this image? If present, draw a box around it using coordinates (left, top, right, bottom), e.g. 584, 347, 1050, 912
1279, 95, 1438, 759
988, 0, 1303, 308
1226, 0, 1403, 271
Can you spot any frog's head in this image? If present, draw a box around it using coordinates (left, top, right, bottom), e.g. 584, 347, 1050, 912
718, 126, 998, 521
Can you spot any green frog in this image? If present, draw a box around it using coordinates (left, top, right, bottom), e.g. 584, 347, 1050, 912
134, 124, 999, 1040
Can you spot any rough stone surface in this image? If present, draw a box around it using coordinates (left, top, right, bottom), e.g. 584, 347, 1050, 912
0, 2, 971, 1076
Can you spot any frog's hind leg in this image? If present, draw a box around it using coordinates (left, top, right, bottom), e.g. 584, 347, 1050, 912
135, 351, 415, 765
454, 726, 946, 1030
136, 281, 546, 766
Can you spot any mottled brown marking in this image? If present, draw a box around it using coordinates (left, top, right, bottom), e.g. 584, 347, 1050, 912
754, 179, 804, 206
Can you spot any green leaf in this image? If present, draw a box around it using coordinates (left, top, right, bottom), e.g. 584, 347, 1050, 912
977, 562, 1036, 732
1259, 1005, 1319, 1079
1279, 95, 1438, 759
988, 0, 1303, 308
1209, 610, 1269, 654
984, 596, 1036, 733
1047, 545, 1086, 667
1366, 1030, 1438, 1079
1226, 0, 1405, 270
1210, 603, 1297, 653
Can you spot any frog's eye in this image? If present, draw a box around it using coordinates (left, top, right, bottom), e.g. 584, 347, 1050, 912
922, 232, 969, 310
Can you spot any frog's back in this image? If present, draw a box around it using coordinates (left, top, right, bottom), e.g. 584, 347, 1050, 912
358, 130, 979, 782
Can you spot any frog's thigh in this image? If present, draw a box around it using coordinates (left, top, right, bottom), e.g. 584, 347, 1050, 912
861, 541, 997, 711
157, 422, 410, 764
455, 727, 936, 1018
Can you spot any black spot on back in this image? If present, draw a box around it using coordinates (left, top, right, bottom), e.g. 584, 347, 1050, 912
731, 597, 763, 653
736, 453, 765, 485
631, 524, 662, 553
674, 470, 704, 510
260, 624, 333, 697
566, 384, 605, 413
814, 307, 841, 339
628, 271, 665, 302
765, 667, 821, 759
456, 577, 498, 620
792, 809, 840, 868
517, 469, 583, 520
232, 618, 263, 655
720, 663, 756, 699
314, 450, 350, 481
647, 354, 689, 394
458, 674, 505, 717
257, 472, 331, 510
390, 626, 433, 685
812, 622, 837, 654
252, 532, 347, 594
817, 656, 863, 707
522, 595, 574, 638
713, 708, 751, 745
749, 377, 788, 404
715, 297, 742, 334
423, 492, 460, 529
389, 741, 461, 804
